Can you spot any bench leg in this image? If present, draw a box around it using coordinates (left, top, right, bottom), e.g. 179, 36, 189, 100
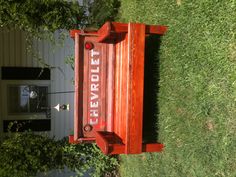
142, 143, 164, 152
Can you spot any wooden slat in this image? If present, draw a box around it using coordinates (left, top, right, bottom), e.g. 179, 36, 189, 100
113, 33, 129, 143
145, 25, 168, 35
106, 44, 115, 132
142, 143, 164, 152
111, 22, 167, 35
125, 23, 146, 154
100, 42, 108, 131
74, 33, 79, 140
74, 33, 84, 140
82, 36, 89, 136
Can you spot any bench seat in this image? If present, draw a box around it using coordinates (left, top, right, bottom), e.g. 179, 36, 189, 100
95, 22, 167, 154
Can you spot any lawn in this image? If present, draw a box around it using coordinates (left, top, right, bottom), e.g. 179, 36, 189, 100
117, 0, 236, 177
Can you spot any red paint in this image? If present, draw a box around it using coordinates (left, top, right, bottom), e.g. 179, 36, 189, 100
70, 22, 167, 154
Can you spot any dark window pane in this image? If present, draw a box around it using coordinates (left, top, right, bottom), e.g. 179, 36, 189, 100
29, 86, 48, 112
2, 67, 50, 80
8, 85, 49, 114
8, 85, 29, 113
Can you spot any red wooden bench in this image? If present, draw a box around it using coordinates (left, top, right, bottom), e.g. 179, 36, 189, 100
70, 22, 167, 155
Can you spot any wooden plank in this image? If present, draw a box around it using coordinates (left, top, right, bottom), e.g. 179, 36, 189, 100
142, 143, 164, 152
113, 33, 129, 143
120, 33, 129, 144
125, 23, 145, 154
83, 36, 107, 137
106, 44, 115, 132
74, 33, 84, 140
82, 36, 89, 136
74, 33, 79, 140
145, 25, 168, 35
111, 22, 167, 35
100, 42, 108, 131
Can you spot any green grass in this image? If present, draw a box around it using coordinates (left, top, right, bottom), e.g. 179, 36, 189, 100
117, 0, 236, 177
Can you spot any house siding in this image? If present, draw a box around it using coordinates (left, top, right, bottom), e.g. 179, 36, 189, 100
0, 28, 75, 140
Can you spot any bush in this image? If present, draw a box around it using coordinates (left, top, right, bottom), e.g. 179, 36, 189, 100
0, 134, 119, 177
0, 133, 63, 177
86, 0, 120, 28
0, 0, 85, 34
0, 0, 120, 34
62, 140, 120, 177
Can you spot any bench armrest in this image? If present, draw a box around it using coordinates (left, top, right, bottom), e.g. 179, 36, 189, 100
95, 131, 125, 154
97, 21, 168, 43
95, 131, 109, 154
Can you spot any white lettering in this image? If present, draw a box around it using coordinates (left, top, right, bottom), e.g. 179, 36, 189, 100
90, 118, 98, 125
91, 58, 99, 65
91, 84, 99, 91
90, 101, 98, 108
90, 109, 99, 117
91, 49, 100, 57
91, 66, 99, 73
91, 92, 98, 100
88, 49, 101, 125
91, 74, 99, 82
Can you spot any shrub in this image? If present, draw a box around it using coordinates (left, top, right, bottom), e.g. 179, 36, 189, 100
62, 141, 119, 177
85, 0, 121, 28
0, 0, 120, 35
0, 133, 63, 177
0, 0, 85, 35
0, 134, 119, 177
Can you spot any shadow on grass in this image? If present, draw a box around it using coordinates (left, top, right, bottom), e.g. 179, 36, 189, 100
143, 35, 161, 143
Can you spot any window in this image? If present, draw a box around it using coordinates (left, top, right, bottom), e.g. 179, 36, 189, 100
1, 67, 51, 132
8, 85, 49, 114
